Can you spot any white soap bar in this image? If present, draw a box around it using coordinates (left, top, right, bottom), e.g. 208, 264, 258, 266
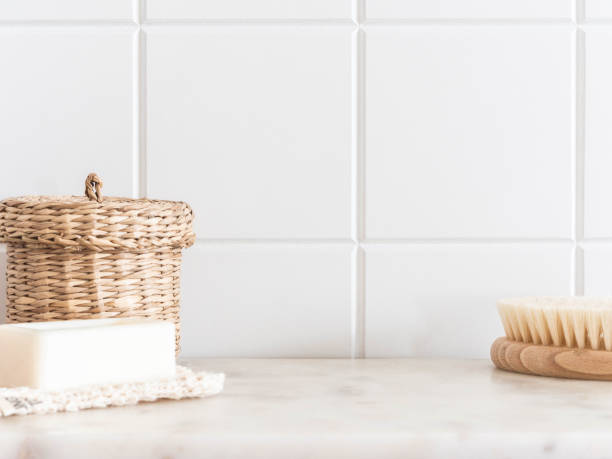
0, 318, 175, 390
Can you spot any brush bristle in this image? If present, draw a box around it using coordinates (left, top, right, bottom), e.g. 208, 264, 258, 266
497, 297, 612, 350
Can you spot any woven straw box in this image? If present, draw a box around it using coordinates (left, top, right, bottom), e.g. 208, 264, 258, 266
0, 174, 195, 353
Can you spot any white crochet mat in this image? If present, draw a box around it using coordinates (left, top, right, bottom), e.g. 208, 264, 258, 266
0, 366, 224, 417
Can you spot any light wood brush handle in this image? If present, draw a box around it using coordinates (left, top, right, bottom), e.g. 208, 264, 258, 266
491, 337, 612, 381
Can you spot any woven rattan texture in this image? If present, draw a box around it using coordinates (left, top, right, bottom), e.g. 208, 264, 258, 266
5, 246, 183, 350
0, 195, 195, 252
0, 175, 195, 353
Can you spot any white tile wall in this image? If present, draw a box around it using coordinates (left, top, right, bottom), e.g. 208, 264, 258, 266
365, 25, 573, 239
365, 244, 572, 357
0, 0, 609, 358
583, 243, 612, 295
585, 0, 612, 20
180, 244, 352, 357
584, 27, 612, 237
0, 28, 133, 197
147, 26, 352, 239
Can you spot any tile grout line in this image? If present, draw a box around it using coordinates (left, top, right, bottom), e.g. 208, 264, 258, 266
190, 238, 579, 246
191, 238, 582, 247
350, 0, 366, 358
356, 24, 366, 359
139, 29, 148, 198
134, 0, 148, 198
349, 0, 359, 359
350, 0, 360, 246
363, 18, 578, 26
193, 239, 357, 246
131, 0, 140, 198
0, 18, 586, 27
575, 0, 585, 24
574, 0, 586, 295
353, 247, 365, 358
363, 238, 574, 244
144, 19, 357, 26
0, 20, 137, 26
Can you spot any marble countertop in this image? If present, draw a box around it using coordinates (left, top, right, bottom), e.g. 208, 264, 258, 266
2, 358, 612, 458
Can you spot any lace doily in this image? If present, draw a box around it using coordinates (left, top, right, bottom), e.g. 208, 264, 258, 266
0, 366, 224, 417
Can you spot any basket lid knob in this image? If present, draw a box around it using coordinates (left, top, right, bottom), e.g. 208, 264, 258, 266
85, 173, 103, 203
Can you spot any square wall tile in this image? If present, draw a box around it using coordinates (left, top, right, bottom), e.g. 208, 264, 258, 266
0, 28, 133, 197
365, 0, 572, 20
585, 0, 612, 20
585, 29, 612, 238
146, 0, 352, 20
147, 27, 352, 239
365, 26, 573, 239
583, 243, 612, 295
365, 243, 572, 357
0, 0, 132, 21
179, 243, 352, 357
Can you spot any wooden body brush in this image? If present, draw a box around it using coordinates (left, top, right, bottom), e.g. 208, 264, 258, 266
491, 297, 612, 380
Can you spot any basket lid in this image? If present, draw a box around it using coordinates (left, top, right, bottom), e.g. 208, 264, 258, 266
0, 173, 195, 251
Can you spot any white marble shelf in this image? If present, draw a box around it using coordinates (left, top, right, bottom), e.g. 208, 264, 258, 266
2, 358, 612, 458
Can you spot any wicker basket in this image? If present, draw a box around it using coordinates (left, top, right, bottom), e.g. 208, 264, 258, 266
0, 173, 195, 352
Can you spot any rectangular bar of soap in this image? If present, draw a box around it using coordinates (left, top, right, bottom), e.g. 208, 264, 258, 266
0, 318, 175, 390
